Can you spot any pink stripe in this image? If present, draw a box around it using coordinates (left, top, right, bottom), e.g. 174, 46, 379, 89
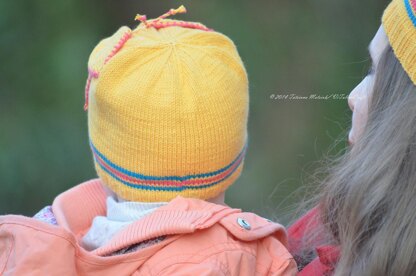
150, 21, 213, 32
88, 68, 99, 78
94, 150, 243, 187
84, 68, 99, 110
411, 0, 416, 12
182, 155, 243, 185
104, 31, 132, 65
93, 149, 243, 187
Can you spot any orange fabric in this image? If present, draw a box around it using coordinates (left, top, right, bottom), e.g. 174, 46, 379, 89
0, 179, 297, 275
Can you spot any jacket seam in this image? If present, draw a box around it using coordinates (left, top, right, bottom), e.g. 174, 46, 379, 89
257, 238, 294, 274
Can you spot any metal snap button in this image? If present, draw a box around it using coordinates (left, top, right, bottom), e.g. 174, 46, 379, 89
237, 217, 251, 230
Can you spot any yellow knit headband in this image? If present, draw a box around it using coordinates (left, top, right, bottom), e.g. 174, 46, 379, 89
382, 0, 416, 85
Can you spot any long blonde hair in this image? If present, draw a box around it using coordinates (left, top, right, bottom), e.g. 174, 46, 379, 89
300, 44, 416, 275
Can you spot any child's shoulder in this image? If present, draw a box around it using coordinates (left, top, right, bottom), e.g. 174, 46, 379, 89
142, 208, 297, 275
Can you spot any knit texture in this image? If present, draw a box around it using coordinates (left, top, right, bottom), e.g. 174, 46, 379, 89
85, 15, 249, 202
382, 0, 416, 85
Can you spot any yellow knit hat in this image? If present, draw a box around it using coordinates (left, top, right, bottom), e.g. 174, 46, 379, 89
84, 6, 249, 202
382, 0, 416, 84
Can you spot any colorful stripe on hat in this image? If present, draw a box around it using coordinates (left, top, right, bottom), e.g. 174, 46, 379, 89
90, 141, 247, 192
405, 0, 416, 27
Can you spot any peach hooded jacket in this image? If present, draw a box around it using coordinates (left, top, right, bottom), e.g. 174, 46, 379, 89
0, 179, 297, 275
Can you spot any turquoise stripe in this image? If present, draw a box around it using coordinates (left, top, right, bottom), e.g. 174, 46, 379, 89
405, 0, 416, 27
89, 139, 247, 181
93, 152, 243, 191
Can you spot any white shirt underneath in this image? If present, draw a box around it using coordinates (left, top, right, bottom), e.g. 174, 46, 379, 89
81, 196, 168, 251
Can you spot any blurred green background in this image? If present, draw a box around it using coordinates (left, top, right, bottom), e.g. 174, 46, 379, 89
0, 0, 389, 224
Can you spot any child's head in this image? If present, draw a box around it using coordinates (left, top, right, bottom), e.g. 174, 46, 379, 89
84, 6, 249, 202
